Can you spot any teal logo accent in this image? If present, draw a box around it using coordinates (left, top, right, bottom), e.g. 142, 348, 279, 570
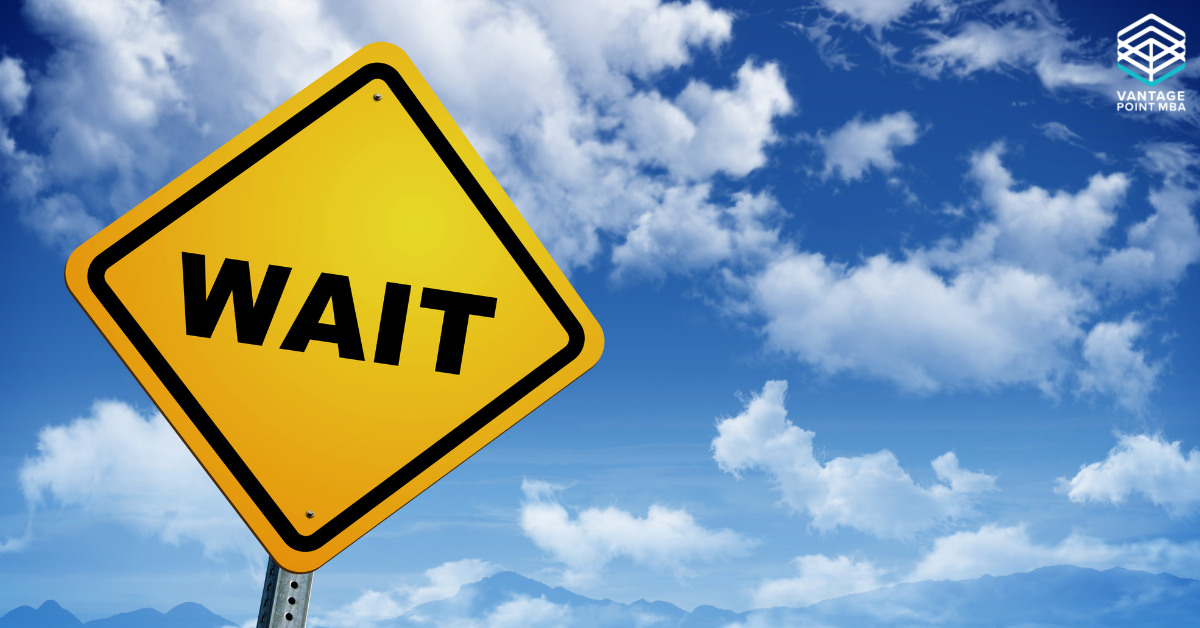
1117, 14, 1186, 86
1118, 62, 1185, 86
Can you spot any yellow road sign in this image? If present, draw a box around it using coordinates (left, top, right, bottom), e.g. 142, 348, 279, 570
65, 43, 603, 573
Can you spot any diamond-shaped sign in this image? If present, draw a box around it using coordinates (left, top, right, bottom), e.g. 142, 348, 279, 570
65, 43, 603, 573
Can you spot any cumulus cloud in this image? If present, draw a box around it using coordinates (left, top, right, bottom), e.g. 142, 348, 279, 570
623, 60, 793, 180
610, 190, 784, 281
749, 248, 1084, 394
1098, 143, 1200, 294
19, 400, 260, 561
735, 142, 1196, 405
753, 554, 886, 608
938, 141, 1199, 297
711, 381, 995, 538
811, 111, 922, 182
1056, 433, 1200, 518
2, 0, 792, 283
924, 142, 1130, 284
312, 559, 500, 627
1076, 319, 1162, 413
518, 480, 753, 584
907, 523, 1200, 582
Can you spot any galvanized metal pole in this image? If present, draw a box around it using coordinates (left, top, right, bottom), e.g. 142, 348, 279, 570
256, 557, 314, 628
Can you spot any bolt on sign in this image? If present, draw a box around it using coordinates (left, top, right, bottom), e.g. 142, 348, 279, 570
65, 43, 604, 573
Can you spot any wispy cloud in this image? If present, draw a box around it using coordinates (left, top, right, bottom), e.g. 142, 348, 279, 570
1034, 122, 1108, 161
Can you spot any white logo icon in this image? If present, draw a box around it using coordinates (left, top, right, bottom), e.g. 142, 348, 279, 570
1117, 14, 1186, 86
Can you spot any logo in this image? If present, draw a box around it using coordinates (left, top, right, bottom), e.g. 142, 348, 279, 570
1117, 14, 1186, 86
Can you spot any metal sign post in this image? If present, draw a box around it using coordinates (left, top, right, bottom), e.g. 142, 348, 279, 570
256, 558, 314, 628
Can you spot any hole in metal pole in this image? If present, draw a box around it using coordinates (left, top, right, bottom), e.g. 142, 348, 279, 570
285, 613, 293, 621
288, 597, 295, 605
291, 581, 298, 589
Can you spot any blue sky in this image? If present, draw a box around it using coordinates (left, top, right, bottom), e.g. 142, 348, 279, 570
2, 0, 1199, 624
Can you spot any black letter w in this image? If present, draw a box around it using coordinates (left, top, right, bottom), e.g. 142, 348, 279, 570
183, 252, 292, 345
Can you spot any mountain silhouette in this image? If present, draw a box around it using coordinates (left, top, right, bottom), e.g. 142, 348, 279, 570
391, 565, 1200, 628
4, 565, 1198, 628
0, 602, 82, 628
0, 602, 235, 628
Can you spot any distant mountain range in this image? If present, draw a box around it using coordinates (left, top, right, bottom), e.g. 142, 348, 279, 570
0, 601, 235, 628
391, 566, 1200, 628
4, 565, 1198, 628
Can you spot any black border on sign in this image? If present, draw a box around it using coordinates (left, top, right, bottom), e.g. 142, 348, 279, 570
86, 63, 586, 553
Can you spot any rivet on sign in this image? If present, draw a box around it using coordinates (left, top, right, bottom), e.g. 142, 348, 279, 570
306, 510, 315, 518
373, 93, 382, 101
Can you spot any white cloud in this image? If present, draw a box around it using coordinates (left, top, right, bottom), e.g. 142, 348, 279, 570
1076, 319, 1161, 413
312, 559, 500, 627
753, 554, 886, 608
907, 523, 1200, 582
1099, 143, 1200, 294
924, 142, 1130, 285
711, 381, 995, 538
1056, 433, 1200, 518
610, 190, 784, 281
812, 111, 922, 182
624, 60, 793, 180
747, 249, 1085, 394
2, 0, 792, 284
19, 400, 260, 561
0, 56, 31, 117
518, 480, 754, 584
934, 139, 1198, 303
737, 142, 1196, 404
